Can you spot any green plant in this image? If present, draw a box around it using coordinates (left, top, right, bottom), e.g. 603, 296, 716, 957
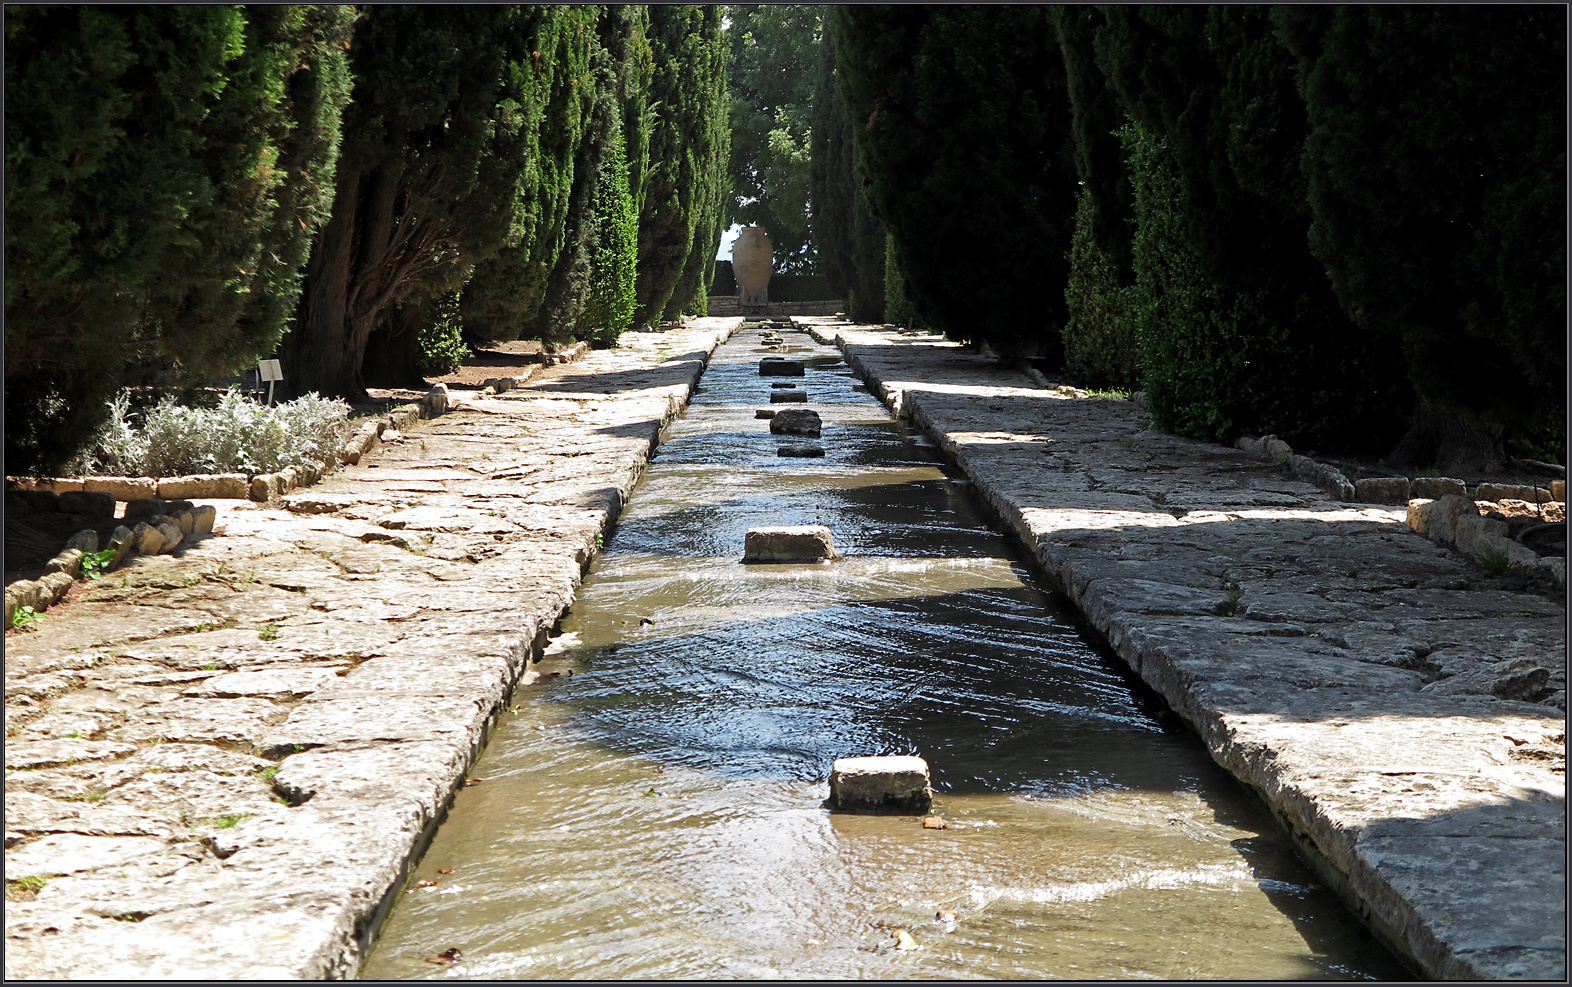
211, 814, 245, 829
1479, 545, 1512, 576
1063, 187, 1140, 389
9, 875, 49, 895
257, 624, 279, 641
74, 389, 351, 478
80, 548, 118, 580
10, 606, 42, 629
1224, 587, 1246, 617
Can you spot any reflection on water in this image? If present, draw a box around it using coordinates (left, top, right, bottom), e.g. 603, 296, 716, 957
362, 327, 1405, 981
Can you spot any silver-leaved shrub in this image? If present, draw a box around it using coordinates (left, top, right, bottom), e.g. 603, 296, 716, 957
73, 390, 353, 477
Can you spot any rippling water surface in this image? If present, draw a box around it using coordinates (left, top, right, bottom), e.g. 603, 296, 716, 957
363, 327, 1405, 980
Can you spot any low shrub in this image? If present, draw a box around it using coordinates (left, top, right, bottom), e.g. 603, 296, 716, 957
70, 390, 353, 478
1062, 186, 1140, 390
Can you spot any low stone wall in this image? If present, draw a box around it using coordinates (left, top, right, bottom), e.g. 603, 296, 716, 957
704, 297, 844, 318
804, 318, 1565, 981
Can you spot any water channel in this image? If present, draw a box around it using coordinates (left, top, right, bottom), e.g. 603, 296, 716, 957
363, 326, 1406, 980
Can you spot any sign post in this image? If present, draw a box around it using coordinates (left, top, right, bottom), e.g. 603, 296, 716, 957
258, 360, 284, 405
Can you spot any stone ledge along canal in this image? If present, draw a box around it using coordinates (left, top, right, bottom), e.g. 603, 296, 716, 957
362, 325, 1405, 980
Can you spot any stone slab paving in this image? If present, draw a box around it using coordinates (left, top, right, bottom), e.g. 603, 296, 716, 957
804, 319, 1566, 981
3, 320, 735, 979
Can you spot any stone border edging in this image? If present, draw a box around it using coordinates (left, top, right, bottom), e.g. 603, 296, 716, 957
804, 319, 1564, 981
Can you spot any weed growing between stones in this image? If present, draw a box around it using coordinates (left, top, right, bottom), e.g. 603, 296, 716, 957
9, 606, 42, 629
1479, 545, 1512, 576
258, 624, 280, 641
6, 876, 48, 901
80, 548, 117, 580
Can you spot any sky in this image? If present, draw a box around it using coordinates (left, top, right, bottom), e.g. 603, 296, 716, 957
715, 223, 741, 261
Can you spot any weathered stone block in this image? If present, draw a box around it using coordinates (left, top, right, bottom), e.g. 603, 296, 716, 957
1261, 436, 1293, 461
38, 571, 75, 606
777, 444, 825, 458
770, 389, 808, 403
131, 521, 164, 555
829, 755, 932, 814
157, 474, 247, 499
759, 359, 805, 376
755, 409, 777, 419
176, 510, 196, 535
8, 489, 60, 514
744, 525, 837, 562
191, 506, 217, 534
45, 548, 83, 577
58, 489, 114, 517
1476, 482, 1554, 505
1552, 480, 1566, 503
423, 383, 450, 416
1411, 477, 1466, 500
769, 408, 821, 437
65, 529, 99, 554
154, 519, 183, 553
83, 476, 157, 501
1355, 476, 1411, 504
105, 525, 135, 567
1406, 494, 1478, 544
250, 473, 282, 502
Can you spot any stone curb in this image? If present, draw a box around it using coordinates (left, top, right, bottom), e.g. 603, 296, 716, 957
2, 322, 736, 980
4, 507, 219, 629
809, 320, 1564, 982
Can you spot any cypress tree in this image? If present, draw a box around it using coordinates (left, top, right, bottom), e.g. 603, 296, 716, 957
1281, 6, 1566, 471
578, 128, 639, 346
633, 4, 729, 327
285, 6, 593, 398
1091, 6, 1408, 449
5, 4, 353, 474
454, 10, 598, 349
808, 25, 884, 321
830, 6, 1079, 361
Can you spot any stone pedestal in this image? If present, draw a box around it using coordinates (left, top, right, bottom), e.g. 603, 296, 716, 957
829, 755, 932, 813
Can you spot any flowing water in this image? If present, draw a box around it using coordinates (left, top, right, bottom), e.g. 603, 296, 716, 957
363, 326, 1406, 980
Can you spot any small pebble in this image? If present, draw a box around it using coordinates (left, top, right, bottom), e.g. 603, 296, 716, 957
923, 815, 947, 829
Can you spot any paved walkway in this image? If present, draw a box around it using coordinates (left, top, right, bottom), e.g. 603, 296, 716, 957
3, 320, 733, 978
804, 318, 1566, 980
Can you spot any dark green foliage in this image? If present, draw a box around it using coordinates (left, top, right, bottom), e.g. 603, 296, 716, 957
417, 293, 469, 377
727, 4, 820, 272
830, 7, 1079, 360
1280, 6, 1566, 471
1052, 7, 1134, 284
288, 6, 595, 397
808, 25, 883, 321
1091, 6, 1407, 450
634, 5, 729, 326
884, 234, 918, 328
5, 4, 353, 473
452, 8, 597, 348
578, 131, 639, 346
1062, 187, 1138, 389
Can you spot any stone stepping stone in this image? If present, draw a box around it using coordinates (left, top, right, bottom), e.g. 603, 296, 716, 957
777, 443, 824, 458
770, 390, 808, 403
769, 409, 820, 436
743, 525, 836, 562
759, 358, 804, 376
829, 755, 932, 813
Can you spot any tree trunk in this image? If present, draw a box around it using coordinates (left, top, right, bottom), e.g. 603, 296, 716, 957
1386, 397, 1505, 476
361, 304, 427, 389
284, 170, 361, 398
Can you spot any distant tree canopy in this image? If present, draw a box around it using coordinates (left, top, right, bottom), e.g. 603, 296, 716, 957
5, 4, 353, 474
808, 24, 884, 321
726, 4, 819, 273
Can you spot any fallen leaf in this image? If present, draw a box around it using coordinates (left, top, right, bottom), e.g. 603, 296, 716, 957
463, 778, 484, 787
895, 929, 918, 951
923, 815, 947, 829
437, 868, 456, 875
935, 909, 958, 922
412, 880, 438, 889
424, 947, 463, 965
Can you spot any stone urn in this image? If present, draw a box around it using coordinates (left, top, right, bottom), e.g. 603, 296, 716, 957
732, 226, 773, 306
